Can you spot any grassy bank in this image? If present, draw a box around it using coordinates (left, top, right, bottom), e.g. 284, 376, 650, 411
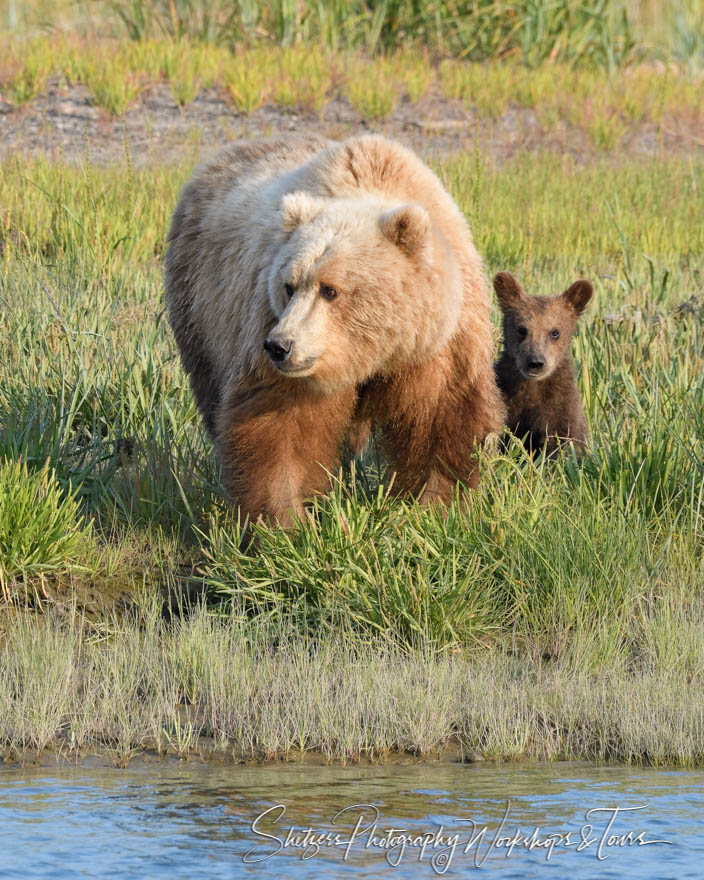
2, 605, 704, 768
0, 100, 703, 763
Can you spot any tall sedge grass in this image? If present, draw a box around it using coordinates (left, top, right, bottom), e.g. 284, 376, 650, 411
1, 606, 703, 765
3, 2, 703, 70
91, 1, 639, 66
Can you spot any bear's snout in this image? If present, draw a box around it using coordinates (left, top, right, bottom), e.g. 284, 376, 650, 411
525, 356, 546, 375
520, 352, 550, 379
264, 336, 293, 364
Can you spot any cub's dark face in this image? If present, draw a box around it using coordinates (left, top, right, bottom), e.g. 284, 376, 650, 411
493, 272, 593, 381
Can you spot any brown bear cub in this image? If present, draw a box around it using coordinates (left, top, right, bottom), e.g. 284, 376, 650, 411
493, 272, 592, 456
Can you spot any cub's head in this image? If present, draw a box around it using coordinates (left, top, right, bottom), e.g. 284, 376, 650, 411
264, 191, 461, 389
493, 272, 592, 381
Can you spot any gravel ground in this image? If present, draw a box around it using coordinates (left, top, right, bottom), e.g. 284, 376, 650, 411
2, 78, 701, 165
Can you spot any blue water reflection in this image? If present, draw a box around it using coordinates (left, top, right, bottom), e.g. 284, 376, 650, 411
0, 761, 701, 878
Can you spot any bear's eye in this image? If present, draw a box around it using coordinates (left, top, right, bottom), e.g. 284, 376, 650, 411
517, 326, 528, 340
285, 283, 295, 299
320, 284, 338, 301
550, 328, 560, 339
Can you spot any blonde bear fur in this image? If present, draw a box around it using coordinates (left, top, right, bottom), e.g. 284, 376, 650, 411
164, 134, 504, 525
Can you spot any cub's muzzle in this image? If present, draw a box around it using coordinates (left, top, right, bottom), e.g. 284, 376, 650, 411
525, 357, 545, 376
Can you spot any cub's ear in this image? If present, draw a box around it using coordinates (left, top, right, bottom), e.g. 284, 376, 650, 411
561, 279, 593, 316
379, 204, 430, 257
280, 192, 325, 233
493, 272, 524, 311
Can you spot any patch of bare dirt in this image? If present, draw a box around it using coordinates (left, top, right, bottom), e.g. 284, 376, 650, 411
2, 78, 702, 165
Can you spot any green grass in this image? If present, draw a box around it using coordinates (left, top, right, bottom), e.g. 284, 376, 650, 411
0, 460, 94, 605
80, 49, 144, 115
0, 124, 702, 762
344, 57, 398, 119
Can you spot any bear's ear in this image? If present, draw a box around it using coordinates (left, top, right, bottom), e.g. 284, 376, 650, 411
561, 279, 593, 316
280, 192, 325, 233
493, 272, 524, 311
379, 204, 430, 257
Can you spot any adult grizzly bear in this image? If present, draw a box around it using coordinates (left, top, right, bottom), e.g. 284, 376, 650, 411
164, 135, 504, 525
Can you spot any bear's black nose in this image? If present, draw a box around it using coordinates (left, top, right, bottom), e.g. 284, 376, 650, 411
527, 358, 545, 371
264, 337, 293, 363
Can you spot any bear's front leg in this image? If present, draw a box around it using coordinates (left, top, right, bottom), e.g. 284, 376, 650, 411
216, 381, 356, 526
377, 361, 504, 504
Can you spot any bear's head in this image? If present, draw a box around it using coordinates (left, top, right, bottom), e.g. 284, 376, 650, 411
264, 191, 462, 389
493, 272, 592, 381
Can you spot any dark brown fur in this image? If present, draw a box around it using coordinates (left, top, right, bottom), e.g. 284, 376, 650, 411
214, 349, 501, 524
493, 272, 592, 456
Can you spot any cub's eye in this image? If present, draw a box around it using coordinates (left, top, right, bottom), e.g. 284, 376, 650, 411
320, 284, 338, 301
517, 326, 528, 340
550, 328, 560, 339
285, 283, 295, 299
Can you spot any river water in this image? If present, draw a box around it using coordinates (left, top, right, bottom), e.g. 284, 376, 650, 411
0, 760, 701, 878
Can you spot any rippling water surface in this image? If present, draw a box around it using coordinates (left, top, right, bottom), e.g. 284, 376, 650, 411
0, 761, 701, 878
